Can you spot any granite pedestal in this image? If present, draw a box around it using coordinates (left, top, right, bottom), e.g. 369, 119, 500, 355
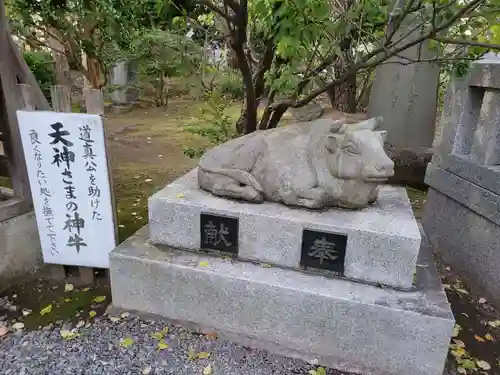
110, 226, 453, 375
149, 170, 421, 290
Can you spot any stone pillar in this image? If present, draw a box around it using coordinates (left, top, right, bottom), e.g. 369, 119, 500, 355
125, 60, 139, 104
110, 61, 128, 106
367, 15, 440, 186
423, 60, 500, 308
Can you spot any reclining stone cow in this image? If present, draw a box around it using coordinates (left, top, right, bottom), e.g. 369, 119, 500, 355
198, 116, 394, 209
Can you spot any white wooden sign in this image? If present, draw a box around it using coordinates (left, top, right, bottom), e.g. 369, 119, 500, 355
17, 110, 116, 268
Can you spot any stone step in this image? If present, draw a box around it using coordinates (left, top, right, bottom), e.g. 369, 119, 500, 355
110, 226, 453, 375
148, 169, 421, 289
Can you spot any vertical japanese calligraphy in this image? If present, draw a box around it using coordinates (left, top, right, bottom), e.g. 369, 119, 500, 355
200, 213, 239, 254
300, 229, 347, 274
18, 111, 116, 268
29, 129, 57, 255
50, 122, 87, 253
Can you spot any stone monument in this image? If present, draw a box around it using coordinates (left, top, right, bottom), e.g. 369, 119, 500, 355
109, 117, 454, 375
423, 58, 500, 307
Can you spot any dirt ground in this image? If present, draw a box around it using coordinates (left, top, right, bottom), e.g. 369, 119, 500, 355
1, 101, 500, 374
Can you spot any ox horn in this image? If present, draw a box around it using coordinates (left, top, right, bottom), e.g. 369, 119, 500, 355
338, 116, 383, 133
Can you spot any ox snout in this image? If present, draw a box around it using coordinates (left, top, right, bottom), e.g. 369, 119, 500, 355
361, 159, 394, 182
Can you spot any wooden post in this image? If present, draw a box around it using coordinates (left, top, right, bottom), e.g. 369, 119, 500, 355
84, 88, 118, 251
50, 85, 72, 113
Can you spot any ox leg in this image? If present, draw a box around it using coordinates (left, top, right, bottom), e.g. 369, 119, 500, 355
204, 173, 263, 202
368, 186, 379, 204
281, 186, 327, 209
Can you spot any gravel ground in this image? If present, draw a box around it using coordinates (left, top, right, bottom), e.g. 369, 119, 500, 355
0, 314, 348, 375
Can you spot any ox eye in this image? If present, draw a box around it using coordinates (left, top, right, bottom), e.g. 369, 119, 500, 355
343, 145, 358, 154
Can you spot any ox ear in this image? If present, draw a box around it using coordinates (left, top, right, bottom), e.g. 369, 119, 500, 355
348, 116, 383, 132
326, 133, 344, 152
377, 130, 387, 142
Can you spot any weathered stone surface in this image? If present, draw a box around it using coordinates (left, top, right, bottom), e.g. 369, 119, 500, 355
438, 154, 500, 196
198, 117, 394, 209
0, 211, 42, 288
149, 169, 421, 289
423, 188, 500, 307
368, 25, 439, 150
110, 225, 453, 375
289, 102, 324, 122
425, 163, 500, 227
468, 59, 500, 89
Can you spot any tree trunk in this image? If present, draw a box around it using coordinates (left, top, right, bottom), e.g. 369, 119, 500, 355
48, 36, 70, 86
327, 72, 357, 113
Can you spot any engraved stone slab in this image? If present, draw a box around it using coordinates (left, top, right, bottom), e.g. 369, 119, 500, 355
301, 229, 347, 274
149, 169, 421, 289
200, 213, 238, 254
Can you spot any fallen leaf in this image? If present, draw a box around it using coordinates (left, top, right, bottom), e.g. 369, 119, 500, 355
12, 322, 24, 330
205, 332, 218, 340
142, 366, 152, 375
81, 287, 91, 292
197, 352, 210, 359
457, 368, 467, 374
145, 178, 153, 183
76, 320, 85, 328
199, 261, 209, 267
308, 367, 327, 375
151, 331, 164, 340
456, 288, 469, 295
63, 298, 72, 303
443, 284, 451, 290
475, 335, 485, 342
21, 309, 32, 317
60, 330, 80, 340
89, 310, 97, 318
416, 264, 428, 268
445, 266, 451, 271
485, 333, 494, 341
120, 337, 134, 347
457, 358, 476, 369
40, 304, 52, 316
176, 193, 185, 198
93, 296, 106, 303
109, 316, 120, 323
188, 347, 197, 360
453, 339, 465, 348
64, 283, 74, 292
120, 312, 130, 319
203, 364, 212, 375
0, 325, 8, 336
451, 347, 466, 358
487, 320, 500, 328
476, 360, 491, 370
461, 313, 469, 318
452, 324, 462, 338
157, 340, 169, 350
261, 263, 272, 268
479, 298, 487, 304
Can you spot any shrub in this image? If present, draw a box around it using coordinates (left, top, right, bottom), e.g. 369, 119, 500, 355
23, 51, 55, 100
216, 70, 245, 100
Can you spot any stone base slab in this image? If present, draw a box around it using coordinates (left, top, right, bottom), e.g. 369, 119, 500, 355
423, 188, 500, 307
110, 226, 453, 375
149, 170, 421, 289
0, 211, 42, 288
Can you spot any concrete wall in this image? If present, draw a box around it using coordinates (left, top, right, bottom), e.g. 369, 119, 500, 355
0, 211, 42, 288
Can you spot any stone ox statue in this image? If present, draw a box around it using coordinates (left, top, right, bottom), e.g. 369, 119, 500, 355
198, 116, 394, 209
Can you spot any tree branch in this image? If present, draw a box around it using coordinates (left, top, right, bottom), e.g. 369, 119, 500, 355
433, 37, 500, 50
198, 0, 236, 23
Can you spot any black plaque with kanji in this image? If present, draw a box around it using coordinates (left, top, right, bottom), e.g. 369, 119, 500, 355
301, 229, 347, 273
200, 213, 239, 254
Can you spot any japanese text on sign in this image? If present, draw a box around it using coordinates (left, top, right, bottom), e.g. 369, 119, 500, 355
18, 111, 116, 268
